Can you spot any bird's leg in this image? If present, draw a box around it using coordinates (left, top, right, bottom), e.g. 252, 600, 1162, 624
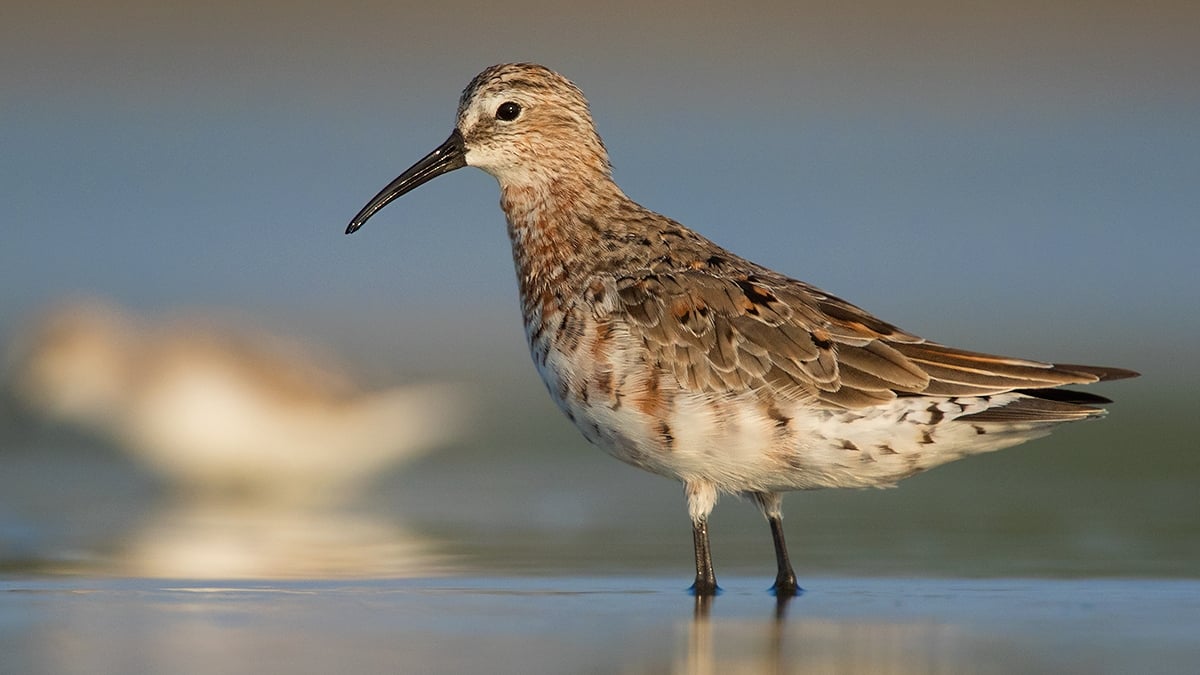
690, 517, 718, 595
767, 515, 799, 596
686, 480, 720, 596
754, 492, 801, 596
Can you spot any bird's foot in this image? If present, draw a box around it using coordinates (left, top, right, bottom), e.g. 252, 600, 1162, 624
770, 574, 803, 597
689, 577, 721, 597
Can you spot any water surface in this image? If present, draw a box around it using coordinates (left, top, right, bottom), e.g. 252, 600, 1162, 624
2, 576, 1197, 674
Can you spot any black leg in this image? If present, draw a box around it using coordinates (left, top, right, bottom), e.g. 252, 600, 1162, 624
690, 517, 719, 596
768, 514, 800, 596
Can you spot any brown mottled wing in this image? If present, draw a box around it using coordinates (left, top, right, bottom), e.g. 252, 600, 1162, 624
603, 268, 1135, 410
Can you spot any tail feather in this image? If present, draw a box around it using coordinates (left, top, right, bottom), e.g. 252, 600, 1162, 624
1015, 387, 1113, 405
965, 395, 1107, 424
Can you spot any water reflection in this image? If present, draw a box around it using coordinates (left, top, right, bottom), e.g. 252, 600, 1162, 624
680, 592, 970, 675
102, 497, 450, 579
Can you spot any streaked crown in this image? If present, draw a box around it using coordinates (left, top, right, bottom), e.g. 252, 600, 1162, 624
455, 63, 612, 185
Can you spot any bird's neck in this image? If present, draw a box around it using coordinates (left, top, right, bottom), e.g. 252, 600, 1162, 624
500, 175, 627, 323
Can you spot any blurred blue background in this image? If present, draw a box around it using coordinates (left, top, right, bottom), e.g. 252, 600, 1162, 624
1, 1, 1197, 581
3, 1, 1197, 365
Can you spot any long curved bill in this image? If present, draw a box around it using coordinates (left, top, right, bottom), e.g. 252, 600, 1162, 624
345, 129, 466, 234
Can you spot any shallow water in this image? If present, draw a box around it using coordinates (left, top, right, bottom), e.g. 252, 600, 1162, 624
3, 576, 1197, 675
1, 382, 1197, 673
2, 394, 1195, 581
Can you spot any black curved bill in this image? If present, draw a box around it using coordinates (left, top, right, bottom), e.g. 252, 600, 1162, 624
345, 129, 466, 234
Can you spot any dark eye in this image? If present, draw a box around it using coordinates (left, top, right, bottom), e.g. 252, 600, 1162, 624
495, 101, 522, 121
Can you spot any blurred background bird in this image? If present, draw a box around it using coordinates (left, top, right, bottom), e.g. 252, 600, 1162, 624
8, 299, 468, 507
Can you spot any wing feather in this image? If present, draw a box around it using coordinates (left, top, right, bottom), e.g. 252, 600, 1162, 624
588, 262, 1134, 412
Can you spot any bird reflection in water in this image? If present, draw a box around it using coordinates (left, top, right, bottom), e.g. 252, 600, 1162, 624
679, 589, 965, 674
